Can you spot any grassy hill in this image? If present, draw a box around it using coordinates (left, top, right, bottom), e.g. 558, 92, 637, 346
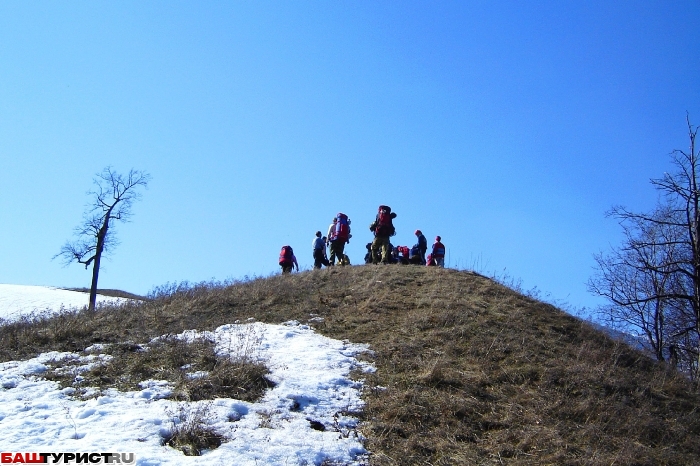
2, 265, 699, 465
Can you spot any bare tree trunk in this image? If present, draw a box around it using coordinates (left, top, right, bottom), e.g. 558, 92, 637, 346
88, 216, 109, 312
88, 254, 101, 312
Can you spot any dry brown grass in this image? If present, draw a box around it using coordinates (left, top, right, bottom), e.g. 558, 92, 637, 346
2, 265, 699, 464
43, 336, 274, 403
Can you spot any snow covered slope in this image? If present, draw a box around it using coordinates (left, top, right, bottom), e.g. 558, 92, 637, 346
0, 284, 128, 321
0, 285, 373, 465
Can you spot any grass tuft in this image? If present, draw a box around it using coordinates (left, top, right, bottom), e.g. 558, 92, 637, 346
161, 403, 224, 456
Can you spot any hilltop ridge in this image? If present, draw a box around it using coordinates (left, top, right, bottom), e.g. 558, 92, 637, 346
1, 265, 698, 464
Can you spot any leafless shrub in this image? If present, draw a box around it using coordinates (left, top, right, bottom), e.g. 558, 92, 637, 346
161, 403, 224, 456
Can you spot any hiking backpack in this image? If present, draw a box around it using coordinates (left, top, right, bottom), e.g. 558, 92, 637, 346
279, 245, 294, 265
376, 205, 395, 237
433, 242, 446, 258
332, 213, 350, 242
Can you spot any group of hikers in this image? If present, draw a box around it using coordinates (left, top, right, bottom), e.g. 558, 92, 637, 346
279, 205, 446, 273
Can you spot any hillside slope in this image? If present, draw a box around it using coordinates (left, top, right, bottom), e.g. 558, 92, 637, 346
1, 266, 699, 465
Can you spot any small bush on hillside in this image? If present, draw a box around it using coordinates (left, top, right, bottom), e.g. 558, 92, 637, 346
161, 402, 224, 456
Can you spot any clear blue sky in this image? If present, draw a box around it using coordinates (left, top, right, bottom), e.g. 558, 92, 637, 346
1, 1, 698, 315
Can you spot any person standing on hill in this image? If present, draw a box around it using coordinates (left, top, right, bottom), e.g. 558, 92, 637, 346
328, 213, 352, 266
369, 205, 397, 264
414, 229, 428, 265
279, 245, 299, 274
312, 231, 329, 269
326, 217, 338, 265
327, 217, 337, 244
432, 236, 446, 267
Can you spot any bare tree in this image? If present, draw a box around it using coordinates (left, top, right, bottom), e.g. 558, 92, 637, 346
589, 116, 700, 381
56, 167, 151, 312
589, 205, 682, 362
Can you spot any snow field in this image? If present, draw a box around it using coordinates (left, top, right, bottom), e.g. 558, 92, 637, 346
0, 319, 374, 465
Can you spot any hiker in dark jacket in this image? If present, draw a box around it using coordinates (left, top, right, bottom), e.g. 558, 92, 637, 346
364, 243, 373, 264
312, 231, 330, 269
414, 229, 428, 265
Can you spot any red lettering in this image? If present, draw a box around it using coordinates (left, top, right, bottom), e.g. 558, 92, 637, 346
0, 453, 48, 464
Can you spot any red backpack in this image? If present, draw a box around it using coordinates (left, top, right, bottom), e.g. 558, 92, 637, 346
332, 213, 350, 242
376, 205, 396, 236
279, 246, 294, 265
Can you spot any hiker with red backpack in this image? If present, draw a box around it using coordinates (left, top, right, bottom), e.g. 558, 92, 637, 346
432, 236, 446, 267
328, 213, 352, 266
279, 245, 299, 274
369, 205, 397, 264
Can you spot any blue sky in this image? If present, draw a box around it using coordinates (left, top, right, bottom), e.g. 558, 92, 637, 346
0, 1, 698, 314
